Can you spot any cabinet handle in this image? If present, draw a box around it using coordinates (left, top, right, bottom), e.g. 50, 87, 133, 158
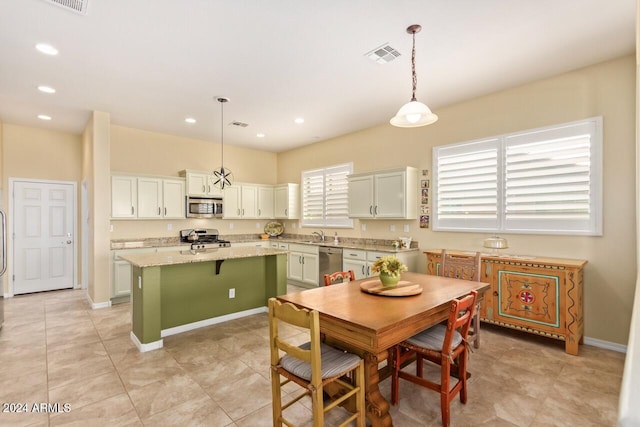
258, 209, 261, 216
301, 256, 305, 265
362, 265, 365, 275
158, 207, 161, 215
131, 206, 134, 215
242, 208, 245, 216
299, 256, 302, 264
285, 208, 288, 216
207, 185, 211, 193
369, 206, 373, 215
164, 207, 167, 216
237, 209, 241, 215
202, 185, 206, 193
374, 206, 378, 215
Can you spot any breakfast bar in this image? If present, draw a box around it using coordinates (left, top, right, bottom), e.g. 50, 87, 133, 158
119, 246, 288, 351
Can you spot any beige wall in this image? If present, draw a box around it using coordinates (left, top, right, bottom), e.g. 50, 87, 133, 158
278, 55, 637, 345
109, 125, 279, 239
1, 124, 83, 294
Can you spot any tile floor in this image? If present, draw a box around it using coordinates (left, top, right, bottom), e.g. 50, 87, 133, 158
0, 287, 625, 426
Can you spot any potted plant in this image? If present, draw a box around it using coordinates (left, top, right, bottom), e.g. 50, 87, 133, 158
371, 255, 408, 287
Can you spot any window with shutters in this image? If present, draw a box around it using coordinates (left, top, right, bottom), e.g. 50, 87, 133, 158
301, 163, 354, 228
433, 117, 602, 236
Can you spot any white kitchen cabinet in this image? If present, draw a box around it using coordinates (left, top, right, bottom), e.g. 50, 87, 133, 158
111, 247, 156, 298
348, 167, 418, 219
137, 177, 162, 218
342, 249, 368, 279
162, 179, 186, 219
257, 185, 274, 219
112, 175, 185, 220
180, 169, 224, 197
274, 183, 299, 219
288, 243, 319, 287
223, 183, 270, 219
111, 175, 138, 218
232, 241, 269, 248
343, 248, 419, 280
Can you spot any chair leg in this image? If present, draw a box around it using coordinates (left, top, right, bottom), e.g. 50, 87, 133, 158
416, 353, 424, 378
311, 386, 324, 427
355, 360, 366, 427
270, 370, 283, 426
440, 358, 451, 427
459, 352, 468, 404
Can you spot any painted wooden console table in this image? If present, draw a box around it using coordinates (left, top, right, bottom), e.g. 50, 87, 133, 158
425, 250, 587, 355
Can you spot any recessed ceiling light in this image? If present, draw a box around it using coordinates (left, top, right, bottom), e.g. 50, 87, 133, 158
35, 43, 58, 56
37, 114, 52, 121
256, 133, 265, 138
185, 117, 196, 124
294, 118, 304, 124
37, 85, 56, 94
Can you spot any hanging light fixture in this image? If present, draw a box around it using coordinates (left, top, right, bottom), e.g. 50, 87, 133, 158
390, 24, 438, 128
212, 96, 233, 189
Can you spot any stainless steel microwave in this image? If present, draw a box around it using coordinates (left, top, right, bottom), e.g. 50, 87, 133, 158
186, 196, 223, 218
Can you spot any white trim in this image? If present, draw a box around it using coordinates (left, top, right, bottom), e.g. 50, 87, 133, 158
160, 307, 267, 338
584, 336, 627, 353
130, 331, 163, 352
84, 291, 112, 310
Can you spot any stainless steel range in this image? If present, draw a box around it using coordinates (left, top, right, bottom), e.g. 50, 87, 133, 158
180, 228, 231, 250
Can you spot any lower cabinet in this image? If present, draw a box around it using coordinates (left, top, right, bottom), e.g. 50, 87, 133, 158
343, 249, 418, 280
287, 243, 319, 287
425, 250, 587, 355
111, 245, 185, 298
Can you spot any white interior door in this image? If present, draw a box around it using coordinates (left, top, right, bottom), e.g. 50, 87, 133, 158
13, 180, 76, 294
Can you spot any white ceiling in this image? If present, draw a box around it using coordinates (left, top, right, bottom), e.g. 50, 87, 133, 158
0, 0, 635, 153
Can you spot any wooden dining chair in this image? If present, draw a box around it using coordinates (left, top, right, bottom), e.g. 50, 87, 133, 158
323, 270, 356, 286
391, 290, 478, 427
440, 249, 482, 348
268, 298, 366, 427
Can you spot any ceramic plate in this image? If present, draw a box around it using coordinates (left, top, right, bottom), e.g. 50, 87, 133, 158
264, 221, 284, 236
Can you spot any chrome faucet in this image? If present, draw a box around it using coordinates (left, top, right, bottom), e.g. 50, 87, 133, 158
312, 231, 325, 241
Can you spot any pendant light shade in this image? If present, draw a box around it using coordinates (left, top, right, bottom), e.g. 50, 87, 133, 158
212, 97, 233, 190
390, 24, 438, 128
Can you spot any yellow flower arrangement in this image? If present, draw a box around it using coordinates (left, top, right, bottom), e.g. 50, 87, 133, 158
371, 255, 408, 277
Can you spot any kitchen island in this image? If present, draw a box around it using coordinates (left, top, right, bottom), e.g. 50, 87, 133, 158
118, 246, 288, 352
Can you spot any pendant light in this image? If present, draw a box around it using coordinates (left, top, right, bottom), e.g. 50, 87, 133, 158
212, 96, 233, 189
390, 24, 438, 128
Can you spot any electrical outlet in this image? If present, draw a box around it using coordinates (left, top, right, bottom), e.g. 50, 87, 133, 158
167, 223, 173, 231
110, 224, 113, 232
229, 288, 235, 298
256, 222, 260, 228
389, 224, 395, 232
403, 224, 410, 232
361, 223, 366, 231
229, 222, 234, 229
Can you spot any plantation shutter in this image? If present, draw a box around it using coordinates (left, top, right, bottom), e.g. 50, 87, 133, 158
503, 120, 601, 233
433, 139, 500, 231
301, 163, 353, 227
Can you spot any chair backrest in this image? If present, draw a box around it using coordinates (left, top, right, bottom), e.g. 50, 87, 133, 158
268, 298, 322, 386
442, 290, 478, 352
440, 249, 481, 282
323, 270, 356, 286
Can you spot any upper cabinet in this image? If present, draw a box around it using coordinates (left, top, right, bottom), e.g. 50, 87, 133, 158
111, 175, 185, 219
179, 169, 224, 197
223, 183, 264, 219
348, 167, 417, 219
257, 185, 274, 219
274, 183, 299, 219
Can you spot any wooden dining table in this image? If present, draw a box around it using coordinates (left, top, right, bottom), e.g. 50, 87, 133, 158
277, 271, 490, 427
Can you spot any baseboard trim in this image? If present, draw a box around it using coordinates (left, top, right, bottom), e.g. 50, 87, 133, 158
160, 307, 268, 338
584, 336, 627, 353
130, 331, 163, 352
84, 291, 112, 310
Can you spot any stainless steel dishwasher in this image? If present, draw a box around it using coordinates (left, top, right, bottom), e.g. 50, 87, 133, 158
318, 246, 343, 283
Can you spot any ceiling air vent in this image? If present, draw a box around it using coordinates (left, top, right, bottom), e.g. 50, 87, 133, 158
230, 121, 249, 128
365, 43, 401, 64
42, 0, 89, 15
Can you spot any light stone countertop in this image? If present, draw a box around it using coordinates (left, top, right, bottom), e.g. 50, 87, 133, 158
118, 246, 288, 268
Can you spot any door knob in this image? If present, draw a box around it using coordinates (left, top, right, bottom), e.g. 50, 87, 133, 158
66, 240, 72, 244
